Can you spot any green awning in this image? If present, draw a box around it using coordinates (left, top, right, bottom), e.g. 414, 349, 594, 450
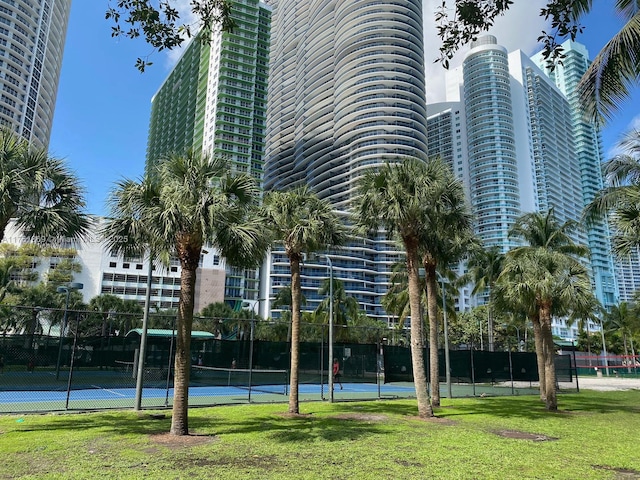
125, 328, 215, 339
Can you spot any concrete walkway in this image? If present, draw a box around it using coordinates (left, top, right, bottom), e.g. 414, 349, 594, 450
571, 375, 640, 391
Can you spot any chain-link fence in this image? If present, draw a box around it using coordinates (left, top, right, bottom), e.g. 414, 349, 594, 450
0, 307, 563, 413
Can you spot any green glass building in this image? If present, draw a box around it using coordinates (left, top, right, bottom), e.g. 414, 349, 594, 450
146, 0, 271, 309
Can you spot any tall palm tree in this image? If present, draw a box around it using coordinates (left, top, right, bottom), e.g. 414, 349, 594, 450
104, 151, 268, 435
417, 161, 475, 408
261, 185, 345, 414
585, 129, 640, 255
0, 128, 89, 243
605, 302, 639, 371
505, 209, 590, 410
467, 246, 505, 352
355, 157, 474, 416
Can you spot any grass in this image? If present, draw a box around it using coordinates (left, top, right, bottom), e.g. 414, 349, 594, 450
1, 390, 639, 479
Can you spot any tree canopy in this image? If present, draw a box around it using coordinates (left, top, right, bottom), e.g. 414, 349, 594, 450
106, 0, 235, 71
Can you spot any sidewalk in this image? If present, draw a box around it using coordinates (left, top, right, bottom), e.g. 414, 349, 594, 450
572, 375, 640, 391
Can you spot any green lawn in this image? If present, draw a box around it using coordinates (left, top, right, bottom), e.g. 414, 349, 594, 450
1, 390, 639, 479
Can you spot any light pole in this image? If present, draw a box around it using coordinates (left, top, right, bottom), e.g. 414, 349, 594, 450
439, 274, 452, 399
55, 282, 83, 380
135, 256, 154, 410
318, 254, 334, 401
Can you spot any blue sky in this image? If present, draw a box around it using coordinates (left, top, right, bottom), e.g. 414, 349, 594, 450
49, 1, 639, 216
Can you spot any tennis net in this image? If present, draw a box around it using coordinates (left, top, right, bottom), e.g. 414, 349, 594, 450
191, 365, 289, 395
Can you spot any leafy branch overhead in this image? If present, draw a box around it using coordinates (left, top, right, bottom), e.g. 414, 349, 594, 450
105, 0, 235, 72
435, 0, 589, 69
436, 0, 640, 124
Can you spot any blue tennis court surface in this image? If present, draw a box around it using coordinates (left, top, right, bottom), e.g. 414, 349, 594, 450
0, 382, 417, 405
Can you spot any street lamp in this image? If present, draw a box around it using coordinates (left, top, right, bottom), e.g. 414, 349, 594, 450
317, 254, 334, 402
55, 282, 83, 379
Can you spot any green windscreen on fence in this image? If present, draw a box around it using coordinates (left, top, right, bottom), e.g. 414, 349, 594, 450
382, 345, 539, 383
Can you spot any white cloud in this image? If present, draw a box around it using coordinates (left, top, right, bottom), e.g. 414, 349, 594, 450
164, 0, 202, 68
423, 0, 550, 102
628, 114, 640, 131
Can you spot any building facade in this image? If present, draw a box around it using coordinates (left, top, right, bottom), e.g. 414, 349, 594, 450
426, 36, 612, 340
263, 0, 428, 319
531, 40, 618, 309
2, 218, 227, 312
0, 0, 70, 148
146, 0, 271, 309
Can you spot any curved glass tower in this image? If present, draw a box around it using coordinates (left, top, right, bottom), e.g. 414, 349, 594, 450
462, 36, 522, 251
264, 0, 427, 318
0, 0, 71, 148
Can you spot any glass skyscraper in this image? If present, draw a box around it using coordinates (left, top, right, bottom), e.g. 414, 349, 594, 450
146, 0, 271, 309
264, 0, 427, 318
0, 0, 71, 148
531, 40, 618, 309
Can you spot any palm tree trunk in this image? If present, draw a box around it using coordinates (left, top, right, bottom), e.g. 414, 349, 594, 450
408, 246, 432, 418
424, 262, 440, 408
170, 252, 198, 436
487, 304, 494, 352
288, 256, 302, 414
623, 335, 630, 373
531, 314, 546, 402
24, 310, 38, 351
539, 303, 557, 411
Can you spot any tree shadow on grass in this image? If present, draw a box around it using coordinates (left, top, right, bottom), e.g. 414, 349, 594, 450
435, 390, 640, 420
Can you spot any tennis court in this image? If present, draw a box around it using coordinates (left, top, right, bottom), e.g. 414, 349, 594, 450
0, 372, 539, 414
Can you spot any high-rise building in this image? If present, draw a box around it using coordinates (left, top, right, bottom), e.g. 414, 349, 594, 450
428, 36, 609, 339
263, 0, 427, 318
0, 0, 71, 148
531, 40, 618, 309
442, 36, 584, 254
146, 0, 272, 309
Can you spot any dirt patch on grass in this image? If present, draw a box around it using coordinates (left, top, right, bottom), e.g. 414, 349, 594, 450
149, 432, 217, 448
333, 413, 388, 422
493, 430, 558, 441
408, 415, 457, 426
176, 454, 280, 470
593, 465, 640, 478
277, 412, 314, 419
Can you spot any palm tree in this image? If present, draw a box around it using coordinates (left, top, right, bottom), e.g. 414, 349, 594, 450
505, 209, 591, 410
262, 186, 345, 413
417, 162, 475, 408
262, 185, 345, 415
355, 157, 473, 416
605, 303, 639, 371
578, 3, 640, 124
585, 129, 640, 255
315, 278, 360, 343
104, 151, 268, 435
0, 128, 89, 243
467, 246, 505, 352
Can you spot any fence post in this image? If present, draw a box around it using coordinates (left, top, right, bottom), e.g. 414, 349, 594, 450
65, 312, 81, 409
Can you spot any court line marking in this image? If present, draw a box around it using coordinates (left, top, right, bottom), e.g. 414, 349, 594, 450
91, 385, 127, 397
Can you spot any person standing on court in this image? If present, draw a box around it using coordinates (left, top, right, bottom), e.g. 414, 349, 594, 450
333, 358, 343, 390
